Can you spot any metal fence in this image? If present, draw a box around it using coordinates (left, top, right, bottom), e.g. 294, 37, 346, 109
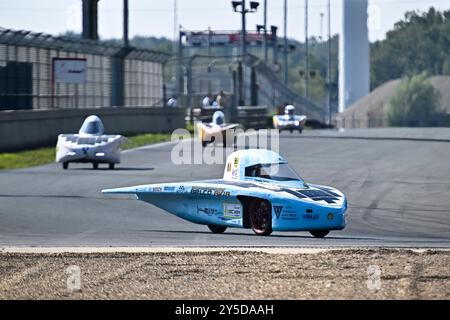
0, 28, 170, 110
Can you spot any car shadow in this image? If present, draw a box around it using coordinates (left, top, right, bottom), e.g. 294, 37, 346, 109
70, 167, 155, 171
140, 229, 378, 241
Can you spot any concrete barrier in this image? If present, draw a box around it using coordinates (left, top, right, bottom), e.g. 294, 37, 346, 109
0, 107, 185, 152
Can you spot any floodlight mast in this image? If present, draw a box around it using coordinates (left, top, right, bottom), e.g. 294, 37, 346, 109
231, 1, 259, 56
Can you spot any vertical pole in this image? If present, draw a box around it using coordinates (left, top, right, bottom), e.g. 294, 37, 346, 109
208, 26, 212, 95
305, 0, 309, 98
177, 30, 183, 100
272, 26, 278, 67
173, 0, 178, 54
124, 0, 129, 47
283, 0, 288, 85
238, 61, 244, 105
241, 1, 247, 56
263, 0, 268, 64
327, 0, 332, 125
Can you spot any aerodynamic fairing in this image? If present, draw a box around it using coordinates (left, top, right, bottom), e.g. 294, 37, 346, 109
197, 111, 239, 147
273, 105, 307, 133
56, 115, 128, 170
102, 149, 347, 237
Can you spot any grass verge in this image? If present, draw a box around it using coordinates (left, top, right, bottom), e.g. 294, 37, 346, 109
0, 133, 174, 170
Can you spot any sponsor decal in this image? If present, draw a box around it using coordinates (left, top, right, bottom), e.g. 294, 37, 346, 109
231, 168, 238, 179
273, 206, 283, 219
191, 187, 231, 197
177, 185, 186, 193
234, 157, 239, 167
163, 186, 175, 192
327, 213, 334, 220
227, 162, 231, 172
223, 203, 242, 219
280, 206, 297, 220
302, 213, 319, 221
152, 187, 162, 192
82, 147, 89, 155
197, 205, 218, 216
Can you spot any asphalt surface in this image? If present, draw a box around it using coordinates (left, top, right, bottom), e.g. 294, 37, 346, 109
1, 129, 450, 247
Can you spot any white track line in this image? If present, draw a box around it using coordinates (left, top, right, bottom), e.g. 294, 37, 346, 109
1, 247, 447, 254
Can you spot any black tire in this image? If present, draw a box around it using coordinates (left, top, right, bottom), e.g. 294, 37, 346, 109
62, 162, 69, 170
248, 199, 272, 236
109, 163, 115, 170
290, 129, 293, 133
208, 225, 227, 234
299, 128, 303, 134
92, 162, 99, 170
310, 230, 329, 238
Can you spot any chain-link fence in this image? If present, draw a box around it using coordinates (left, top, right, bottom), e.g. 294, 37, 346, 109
0, 28, 170, 111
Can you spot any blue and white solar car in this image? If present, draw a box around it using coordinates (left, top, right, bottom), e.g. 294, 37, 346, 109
103, 149, 347, 237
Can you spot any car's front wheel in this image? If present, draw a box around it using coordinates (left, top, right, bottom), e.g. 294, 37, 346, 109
310, 230, 329, 238
208, 225, 227, 234
92, 162, 99, 170
62, 162, 69, 170
109, 163, 115, 170
249, 199, 272, 236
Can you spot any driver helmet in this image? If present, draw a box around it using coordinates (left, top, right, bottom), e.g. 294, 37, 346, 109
212, 111, 225, 125
284, 105, 295, 116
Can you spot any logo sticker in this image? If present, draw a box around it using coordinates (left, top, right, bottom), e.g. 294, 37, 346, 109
274, 206, 283, 219
223, 203, 242, 219
177, 185, 185, 193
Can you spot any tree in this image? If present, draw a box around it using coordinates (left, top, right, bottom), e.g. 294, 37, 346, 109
387, 72, 440, 127
371, 8, 450, 89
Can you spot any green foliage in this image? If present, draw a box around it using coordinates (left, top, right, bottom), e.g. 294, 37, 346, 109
387, 72, 441, 127
371, 8, 450, 89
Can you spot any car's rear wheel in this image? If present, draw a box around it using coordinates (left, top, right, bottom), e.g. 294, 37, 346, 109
208, 225, 227, 234
249, 199, 272, 236
109, 163, 115, 170
92, 162, 99, 170
62, 162, 69, 170
310, 230, 329, 238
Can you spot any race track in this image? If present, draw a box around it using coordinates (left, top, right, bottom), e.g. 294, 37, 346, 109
1, 129, 449, 247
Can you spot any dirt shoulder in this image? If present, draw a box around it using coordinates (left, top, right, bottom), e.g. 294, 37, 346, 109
0, 249, 449, 299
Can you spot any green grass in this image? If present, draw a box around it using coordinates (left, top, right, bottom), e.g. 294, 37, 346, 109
122, 133, 172, 150
0, 147, 56, 170
0, 132, 176, 170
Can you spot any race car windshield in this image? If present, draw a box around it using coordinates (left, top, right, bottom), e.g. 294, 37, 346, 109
245, 163, 303, 181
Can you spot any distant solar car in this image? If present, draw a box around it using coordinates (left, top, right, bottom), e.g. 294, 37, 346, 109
197, 110, 239, 147
103, 149, 347, 238
273, 105, 307, 133
56, 115, 128, 170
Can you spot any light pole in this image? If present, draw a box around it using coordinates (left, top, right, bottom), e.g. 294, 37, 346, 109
283, 0, 288, 85
304, 0, 309, 98
263, 0, 268, 64
231, 1, 260, 56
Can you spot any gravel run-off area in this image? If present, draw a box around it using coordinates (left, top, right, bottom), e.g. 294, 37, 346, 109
0, 249, 449, 299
